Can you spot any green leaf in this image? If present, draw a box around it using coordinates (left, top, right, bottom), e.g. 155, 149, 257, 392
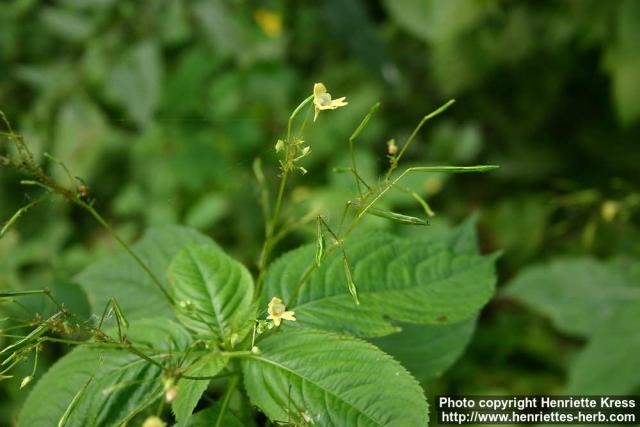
242, 329, 428, 426
384, 0, 488, 43
184, 193, 229, 230
191, 0, 243, 57
75, 225, 216, 321
105, 41, 162, 127
172, 354, 228, 427
180, 404, 244, 427
168, 244, 255, 341
52, 96, 108, 183
371, 318, 476, 384
18, 319, 192, 427
40, 7, 94, 41
567, 301, 640, 394
606, 0, 640, 125
264, 232, 496, 337
503, 257, 640, 337
370, 219, 481, 383
446, 214, 480, 256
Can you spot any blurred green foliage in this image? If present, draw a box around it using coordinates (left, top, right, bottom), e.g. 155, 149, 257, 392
1, 0, 640, 425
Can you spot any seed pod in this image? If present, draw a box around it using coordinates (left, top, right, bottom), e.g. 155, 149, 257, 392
315, 218, 325, 266
343, 257, 359, 305
364, 206, 429, 226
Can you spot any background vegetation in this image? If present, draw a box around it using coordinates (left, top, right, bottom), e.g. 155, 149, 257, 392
1, 0, 639, 425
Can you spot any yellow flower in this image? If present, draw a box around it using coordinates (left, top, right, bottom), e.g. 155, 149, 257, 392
254, 8, 282, 38
601, 200, 619, 222
267, 297, 296, 326
313, 83, 348, 122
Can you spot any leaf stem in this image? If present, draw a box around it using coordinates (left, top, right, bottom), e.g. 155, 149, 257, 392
349, 102, 380, 198
287, 165, 499, 305
19, 179, 175, 307
384, 99, 455, 181
255, 95, 314, 298
215, 374, 239, 427
1, 192, 50, 239
76, 199, 175, 306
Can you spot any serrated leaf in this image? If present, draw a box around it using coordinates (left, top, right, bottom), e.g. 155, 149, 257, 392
567, 301, 640, 394
75, 225, 216, 321
264, 232, 496, 337
371, 318, 476, 384
370, 220, 480, 383
168, 244, 255, 341
242, 329, 428, 426
18, 319, 191, 427
503, 257, 640, 337
172, 354, 228, 427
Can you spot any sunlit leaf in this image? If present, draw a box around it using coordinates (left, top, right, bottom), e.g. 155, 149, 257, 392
264, 226, 497, 337
243, 329, 428, 426
168, 244, 255, 341
76, 225, 216, 320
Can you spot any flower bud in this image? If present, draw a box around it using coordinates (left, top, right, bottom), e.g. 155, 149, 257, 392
387, 139, 398, 155
20, 376, 32, 389
142, 416, 167, 427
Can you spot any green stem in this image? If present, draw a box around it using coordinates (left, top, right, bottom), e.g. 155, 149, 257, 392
215, 374, 239, 427
180, 371, 237, 381
270, 171, 289, 236
350, 165, 498, 236
288, 165, 498, 305
384, 99, 455, 181
77, 200, 175, 306
39, 336, 165, 369
349, 139, 363, 198
349, 102, 380, 198
255, 95, 314, 299
253, 158, 272, 236
116, 387, 164, 427
287, 95, 313, 143
19, 179, 174, 307
1, 192, 50, 239
255, 170, 288, 297
0, 289, 52, 297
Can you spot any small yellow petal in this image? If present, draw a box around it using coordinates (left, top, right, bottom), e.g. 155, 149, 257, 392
266, 296, 296, 326
312, 83, 347, 120
331, 97, 348, 107
281, 311, 296, 321
314, 83, 327, 97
